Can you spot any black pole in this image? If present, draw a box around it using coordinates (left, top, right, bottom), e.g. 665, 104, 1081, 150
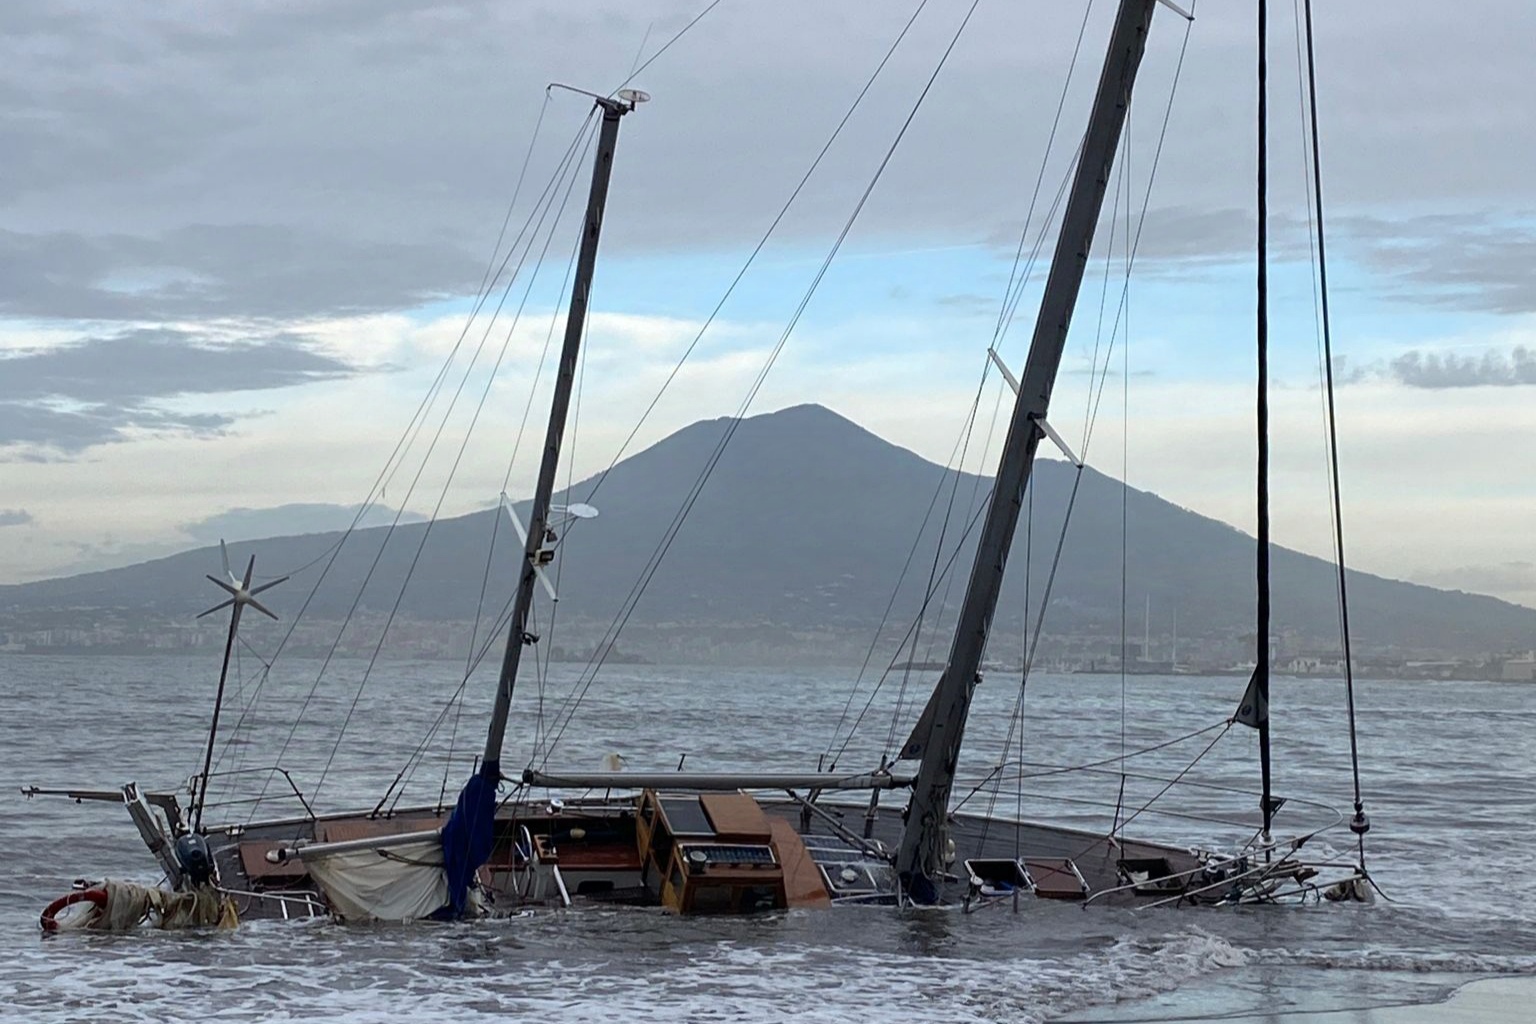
1256, 0, 1275, 843
894, 0, 1160, 902
193, 606, 241, 834
483, 97, 632, 771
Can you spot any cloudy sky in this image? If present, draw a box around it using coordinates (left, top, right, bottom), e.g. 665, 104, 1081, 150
2, 0, 1534, 609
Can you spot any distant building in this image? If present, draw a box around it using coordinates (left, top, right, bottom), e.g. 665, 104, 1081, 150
1502, 657, 1536, 682
1279, 652, 1344, 676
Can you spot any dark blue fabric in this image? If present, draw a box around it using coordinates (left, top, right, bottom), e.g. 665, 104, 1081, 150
440, 760, 499, 917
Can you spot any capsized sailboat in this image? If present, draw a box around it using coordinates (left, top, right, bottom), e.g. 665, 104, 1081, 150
25, 0, 1376, 926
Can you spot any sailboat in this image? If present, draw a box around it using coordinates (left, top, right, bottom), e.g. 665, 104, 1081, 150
26, 0, 1376, 927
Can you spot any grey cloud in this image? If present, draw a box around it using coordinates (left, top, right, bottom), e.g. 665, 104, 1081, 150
0, 226, 486, 321
2, 0, 1531, 326
0, 403, 235, 462
1389, 347, 1536, 389
0, 327, 359, 455
987, 207, 1313, 267
0, 509, 33, 527
1341, 214, 1536, 315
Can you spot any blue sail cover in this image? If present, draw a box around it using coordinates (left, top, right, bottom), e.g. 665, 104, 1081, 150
439, 760, 499, 917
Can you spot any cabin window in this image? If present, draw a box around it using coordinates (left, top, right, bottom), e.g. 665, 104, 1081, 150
689, 884, 736, 914
741, 885, 780, 911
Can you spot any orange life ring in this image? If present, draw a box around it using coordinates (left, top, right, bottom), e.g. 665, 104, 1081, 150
39, 888, 108, 933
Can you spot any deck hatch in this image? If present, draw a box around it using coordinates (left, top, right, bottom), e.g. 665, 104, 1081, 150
658, 797, 715, 837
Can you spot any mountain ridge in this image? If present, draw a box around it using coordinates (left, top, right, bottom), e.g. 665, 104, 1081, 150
2, 403, 1531, 663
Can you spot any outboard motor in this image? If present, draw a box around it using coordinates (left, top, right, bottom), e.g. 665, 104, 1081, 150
173, 833, 216, 888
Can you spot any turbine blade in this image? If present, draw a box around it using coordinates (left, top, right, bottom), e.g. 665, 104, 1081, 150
197, 598, 235, 619
206, 575, 239, 597
248, 597, 280, 621
220, 539, 232, 582
242, 555, 256, 589
249, 575, 289, 597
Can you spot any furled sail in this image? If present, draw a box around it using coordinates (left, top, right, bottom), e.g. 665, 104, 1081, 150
1233, 667, 1269, 729
440, 760, 499, 917
304, 836, 455, 923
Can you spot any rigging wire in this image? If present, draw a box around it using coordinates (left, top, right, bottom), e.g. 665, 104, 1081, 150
825, 489, 995, 770
608, 0, 722, 98
992, 0, 1099, 345
975, 132, 1133, 842
1118, 105, 1134, 833
212, 111, 598, 788
316, 118, 602, 806
579, 0, 935, 510
266, 111, 601, 809
969, 4, 1216, 858
402, 3, 723, 796
880, 369, 1001, 764
847, 1, 1109, 783
538, 0, 988, 767
819, 371, 992, 768
970, 4, 1198, 850
1300, 0, 1369, 851
360, 120, 603, 811
440, 133, 597, 806
840, 0, 1195, 797
951, 718, 1231, 811
1015, 474, 1033, 861
827, 3, 1101, 769
423, 0, 937, 785
217, 4, 720, 805
240, 97, 558, 594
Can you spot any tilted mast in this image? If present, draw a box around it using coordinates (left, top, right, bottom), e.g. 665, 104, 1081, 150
437, 90, 640, 917
894, 0, 1162, 902
484, 91, 639, 773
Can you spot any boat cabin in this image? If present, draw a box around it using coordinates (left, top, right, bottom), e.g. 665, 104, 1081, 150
636, 790, 829, 914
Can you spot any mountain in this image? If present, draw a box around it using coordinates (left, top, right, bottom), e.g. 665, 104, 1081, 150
2, 404, 1532, 662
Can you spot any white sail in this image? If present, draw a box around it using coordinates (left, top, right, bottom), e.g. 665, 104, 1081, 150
303, 836, 452, 923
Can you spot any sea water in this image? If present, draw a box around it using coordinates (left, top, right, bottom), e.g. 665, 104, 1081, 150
1, 655, 1533, 1023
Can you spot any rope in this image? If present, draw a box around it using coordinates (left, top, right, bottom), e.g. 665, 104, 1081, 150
952, 719, 1231, 812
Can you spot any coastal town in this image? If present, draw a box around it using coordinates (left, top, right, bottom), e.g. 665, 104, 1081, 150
4, 605, 1532, 682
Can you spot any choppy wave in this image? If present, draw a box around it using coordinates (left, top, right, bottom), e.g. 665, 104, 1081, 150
0, 923, 1253, 1024
6, 658, 1536, 1023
